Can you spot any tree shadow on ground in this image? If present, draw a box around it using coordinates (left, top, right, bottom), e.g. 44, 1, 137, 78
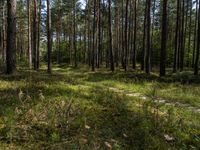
85, 69, 200, 84
0, 67, 199, 149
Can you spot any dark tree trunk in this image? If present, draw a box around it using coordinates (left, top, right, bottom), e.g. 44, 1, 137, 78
160, 0, 168, 76
73, 0, 77, 67
92, 0, 96, 71
194, 0, 200, 75
180, 0, 185, 71
33, 0, 38, 70
192, 0, 198, 68
132, 0, 137, 69
108, 0, 114, 71
141, 2, 147, 71
187, 0, 192, 67
145, 0, 151, 74
173, 0, 180, 73
124, 0, 129, 71
6, 0, 16, 74
27, 0, 32, 69
1, 1, 6, 62
37, 0, 41, 69
47, 0, 52, 74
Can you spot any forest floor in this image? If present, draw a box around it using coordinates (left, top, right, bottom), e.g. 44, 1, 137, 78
0, 65, 200, 149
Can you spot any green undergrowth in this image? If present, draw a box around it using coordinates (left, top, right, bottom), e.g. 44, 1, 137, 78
0, 65, 199, 149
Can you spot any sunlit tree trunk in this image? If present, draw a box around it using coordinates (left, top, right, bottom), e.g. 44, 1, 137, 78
47, 0, 52, 74
27, 0, 32, 69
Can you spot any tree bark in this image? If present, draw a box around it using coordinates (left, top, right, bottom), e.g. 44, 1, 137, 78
124, 0, 129, 71
108, 0, 114, 71
27, 0, 32, 69
6, 0, 16, 74
92, 0, 96, 71
160, 0, 168, 76
145, 0, 151, 74
37, 0, 42, 69
47, 0, 52, 74
33, 0, 38, 70
173, 0, 181, 72
194, 0, 200, 75
132, 0, 137, 69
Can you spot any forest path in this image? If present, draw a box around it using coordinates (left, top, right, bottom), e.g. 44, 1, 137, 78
108, 87, 200, 113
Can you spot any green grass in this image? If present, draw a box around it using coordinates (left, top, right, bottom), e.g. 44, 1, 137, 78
0, 65, 199, 149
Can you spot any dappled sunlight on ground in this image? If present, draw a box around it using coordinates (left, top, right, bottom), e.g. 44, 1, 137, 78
0, 65, 199, 149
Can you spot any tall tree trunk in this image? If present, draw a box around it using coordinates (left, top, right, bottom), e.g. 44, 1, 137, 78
97, 0, 102, 68
187, 0, 192, 67
73, 0, 77, 67
27, 0, 32, 69
124, 0, 129, 71
192, 0, 198, 68
2, 1, 6, 62
132, 0, 137, 69
194, 0, 200, 75
33, 0, 38, 70
141, 2, 147, 71
180, 0, 185, 71
92, 0, 96, 71
6, 0, 16, 74
47, 0, 52, 74
121, 0, 125, 69
173, 0, 180, 72
160, 0, 168, 76
108, 0, 114, 71
115, 1, 120, 67
37, 0, 41, 69
151, 0, 156, 68
145, 0, 151, 74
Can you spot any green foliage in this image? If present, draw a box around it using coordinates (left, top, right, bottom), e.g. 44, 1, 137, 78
0, 66, 199, 149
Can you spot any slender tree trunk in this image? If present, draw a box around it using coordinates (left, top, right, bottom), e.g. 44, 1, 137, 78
132, 0, 137, 69
124, 0, 129, 71
145, 0, 151, 74
121, 0, 125, 69
141, 1, 147, 71
192, 0, 198, 68
73, 0, 77, 67
33, 0, 38, 70
92, 0, 96, 71
180, 0, 185, 71
84, 0, 88, 64
47, 0, 52, 74
194, 0, 200, 75
108, 0, 114, 71
27, 0, 32, 69
37, 0, 41, 69
2, 2, 6, 62
115, 1, 120, 67
6, 0, 16, 74
0, 1, 2, 59
151, 0, 156, 68
187, 0, 192, 67
160, 0, 168, 76
87, 0, 91, 66
173, 0, 180, 73
97, 0, 102, 68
